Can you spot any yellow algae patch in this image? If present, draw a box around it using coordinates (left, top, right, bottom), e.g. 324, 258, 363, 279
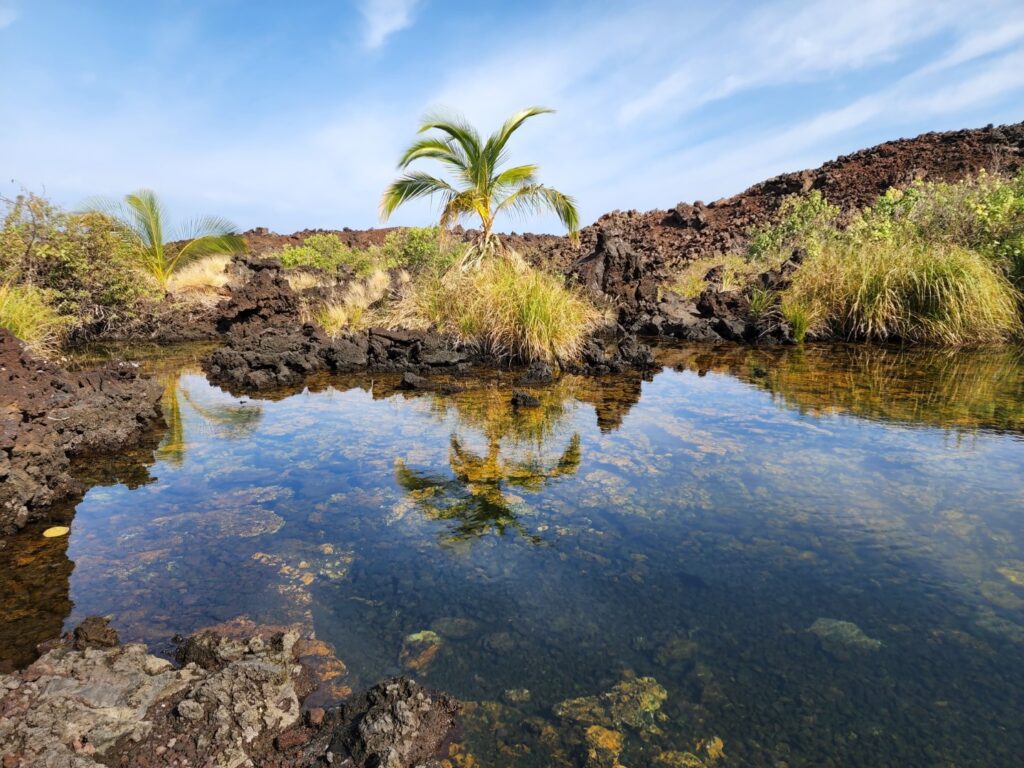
585, 725, 625, 768
555, 675, 668, 733
997, 565, 1024, 587
42, 526, 70, 538
654, 751, 705, 767
699, 736, 725, 761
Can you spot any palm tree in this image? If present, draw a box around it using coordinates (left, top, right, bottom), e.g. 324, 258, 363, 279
380, 107, 580, 268
84, 189, 246, 289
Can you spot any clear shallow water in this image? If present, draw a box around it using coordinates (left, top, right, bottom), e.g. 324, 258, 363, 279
4, 343, 1024, 766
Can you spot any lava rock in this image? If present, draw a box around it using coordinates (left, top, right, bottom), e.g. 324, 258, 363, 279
70, 617, 119, 651
0, 329, 164, 535
510, 391, 541, 408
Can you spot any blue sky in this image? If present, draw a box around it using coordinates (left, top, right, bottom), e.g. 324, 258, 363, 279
2, 0, 1023, 234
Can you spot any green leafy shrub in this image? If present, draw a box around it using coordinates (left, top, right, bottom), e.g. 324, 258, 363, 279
0, 193, 158, 339
376, 227, 461, 272
276, 233, 376, 275
849, 170, 1024, 284
748, 191, 840, 264
277, 228, 459, 277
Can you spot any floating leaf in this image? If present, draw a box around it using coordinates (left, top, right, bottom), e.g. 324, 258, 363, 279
42, 526, 70, 538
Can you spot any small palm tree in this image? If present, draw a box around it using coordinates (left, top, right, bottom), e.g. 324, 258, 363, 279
380, 107, 580, 268
84, 189, 246, 289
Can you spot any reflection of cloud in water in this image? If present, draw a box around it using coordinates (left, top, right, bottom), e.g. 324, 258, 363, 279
157, 370, 264, 464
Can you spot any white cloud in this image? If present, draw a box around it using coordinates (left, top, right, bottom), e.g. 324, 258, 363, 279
3, 0, 1023, 235
358, 0, 419, 49
0, 5, 17, 30
619, 0, 962, 124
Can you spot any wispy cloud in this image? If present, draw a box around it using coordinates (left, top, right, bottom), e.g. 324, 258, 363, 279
358, 0, 419, 49
1, 0, 1022, 234
0, 4, 18, 30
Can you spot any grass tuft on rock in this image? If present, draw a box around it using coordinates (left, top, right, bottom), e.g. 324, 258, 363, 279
166, 254, 232, 295
676, 171, 1024, 345
386, 259, 600, 363
0, 283, 68, 353
787, 237, 1020, 344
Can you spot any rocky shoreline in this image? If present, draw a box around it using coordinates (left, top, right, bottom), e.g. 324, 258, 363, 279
0, 618, 460, 768
199, 256, 656, 394
0, 329, 164, 536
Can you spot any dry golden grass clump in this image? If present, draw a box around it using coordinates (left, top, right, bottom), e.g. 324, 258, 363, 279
315, 269, 396, 335
166, 254, 233, 295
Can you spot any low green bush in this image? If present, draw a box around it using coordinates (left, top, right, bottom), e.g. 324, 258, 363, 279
275, 227, 461, 278
0, 193, 157, 340
377, 227, 462, 272
276, 233, 373, 275
748, 191, 839, 265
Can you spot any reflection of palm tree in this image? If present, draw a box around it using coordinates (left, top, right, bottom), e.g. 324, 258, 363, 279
158, 378, 186, 465
157, 372, 263, 464
394, 385, 583, 544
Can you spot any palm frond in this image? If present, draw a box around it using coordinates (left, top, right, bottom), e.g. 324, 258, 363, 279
483, 107, 553, 176
439, 189, 479, 229
491, 164, 539, 193
398, 136, 468, 172
417, 111, 482, 168
380, 172, 457, 221
174, 233, 246, 268
123, 189, 166, 250
175, 214, 241, 241
495, 184, 580, 243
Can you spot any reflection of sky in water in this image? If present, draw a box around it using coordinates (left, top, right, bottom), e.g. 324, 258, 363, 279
17, 346, 1024, 765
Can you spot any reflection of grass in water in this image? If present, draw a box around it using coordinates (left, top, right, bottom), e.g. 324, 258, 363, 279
156, 370, 263, 464
665, 344, 1024, 433
395, 383, 583, 543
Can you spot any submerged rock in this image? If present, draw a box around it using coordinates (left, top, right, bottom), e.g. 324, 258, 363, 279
400, 630, 444, 672
510, 390, 541, 408
584, 724, 625, 768
808, 618, 883, 659
429, 616, 478, 640
554, 675, 668, 733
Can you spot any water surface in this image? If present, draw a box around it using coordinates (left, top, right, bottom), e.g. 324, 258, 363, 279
3, 343, 1024, 767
